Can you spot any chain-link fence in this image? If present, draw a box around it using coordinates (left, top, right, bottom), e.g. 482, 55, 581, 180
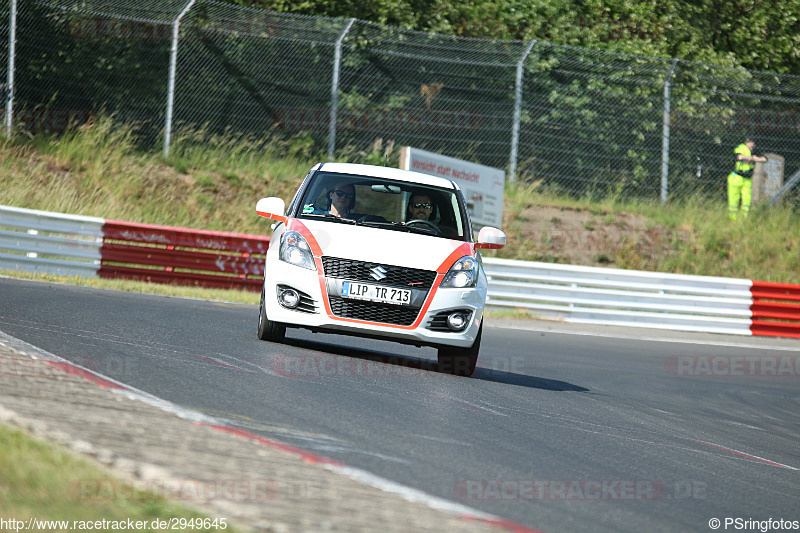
3, 0, 800, 207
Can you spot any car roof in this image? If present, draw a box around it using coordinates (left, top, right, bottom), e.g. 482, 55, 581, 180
314, 162, 459, 190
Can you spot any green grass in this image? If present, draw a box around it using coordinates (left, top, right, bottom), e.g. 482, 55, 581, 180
1, 117, 798, 284
497, 181, 800, 283
0, 424, 241, 532
635, 196, 799, 281
0, 270, 260, 304
0, 117, 312, 233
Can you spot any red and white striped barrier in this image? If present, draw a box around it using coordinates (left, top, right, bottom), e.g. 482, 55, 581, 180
1, 205, 799, 338
749, 281, 800, 338
100, 219, 269, 291
0, 205, 269, 292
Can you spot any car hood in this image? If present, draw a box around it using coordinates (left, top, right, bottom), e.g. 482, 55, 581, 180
292, 219, 472, 271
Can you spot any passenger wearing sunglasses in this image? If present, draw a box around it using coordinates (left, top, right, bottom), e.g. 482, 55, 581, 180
327, 182, 357, 218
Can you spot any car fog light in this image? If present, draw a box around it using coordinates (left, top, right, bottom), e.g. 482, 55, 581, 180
446, 312, 468, 331
279, 288, 300, 309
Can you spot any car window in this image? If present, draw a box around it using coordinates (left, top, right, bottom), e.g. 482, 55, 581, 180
286, 169, 315, 216
298, 172, 468, 241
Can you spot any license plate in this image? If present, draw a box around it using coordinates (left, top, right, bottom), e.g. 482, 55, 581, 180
342, 281, 412, 306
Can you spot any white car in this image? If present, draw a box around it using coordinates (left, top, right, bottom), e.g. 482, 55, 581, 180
255, 162, 506, 376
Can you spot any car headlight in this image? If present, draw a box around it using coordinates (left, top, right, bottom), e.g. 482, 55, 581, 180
440, 256, 479, 288
279, 231, 316, 270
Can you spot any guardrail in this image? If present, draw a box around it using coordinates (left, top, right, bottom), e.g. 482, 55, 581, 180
749, 281, 800, 338
100, 220, 269, 290
0, 206, 105, 277
482, 257, 755, 336
1, 205, 798, 338
483, 258, 800, 338
0, 205, 269, 291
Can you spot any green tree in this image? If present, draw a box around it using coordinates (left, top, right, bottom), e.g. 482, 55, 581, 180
225, 0, 800, 75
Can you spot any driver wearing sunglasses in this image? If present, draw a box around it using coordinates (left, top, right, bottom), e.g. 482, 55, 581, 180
407, 192, 435, 222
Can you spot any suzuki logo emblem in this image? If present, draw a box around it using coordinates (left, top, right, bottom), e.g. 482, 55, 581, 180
370, 266, 387, 281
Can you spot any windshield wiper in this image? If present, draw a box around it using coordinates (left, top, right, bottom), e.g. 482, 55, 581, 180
353, 220, 403, 229
355, 220, 437, 235
303, 213, 356, 224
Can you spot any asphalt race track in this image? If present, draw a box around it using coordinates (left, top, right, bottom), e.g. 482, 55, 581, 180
1, 277, 798, 533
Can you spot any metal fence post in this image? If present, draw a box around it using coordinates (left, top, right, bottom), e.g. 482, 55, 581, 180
163, 0, 197, 158
4, 0, 17, 136
768, 168, 800, 206
327, 18, 356, 161
508, 40, 536, 183
660, 58, 679, 203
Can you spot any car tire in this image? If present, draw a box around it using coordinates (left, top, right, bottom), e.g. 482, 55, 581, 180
437, 323, 481, 377
257, 285, 285, 342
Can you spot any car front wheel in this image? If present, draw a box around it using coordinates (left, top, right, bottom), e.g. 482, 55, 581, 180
257, 285, 286, 342
437, 324, 481, 377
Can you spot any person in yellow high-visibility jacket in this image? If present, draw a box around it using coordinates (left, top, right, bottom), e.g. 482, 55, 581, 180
727, 140, 766, 220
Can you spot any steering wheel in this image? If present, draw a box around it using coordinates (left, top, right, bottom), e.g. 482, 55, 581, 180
405, 219, 441, 235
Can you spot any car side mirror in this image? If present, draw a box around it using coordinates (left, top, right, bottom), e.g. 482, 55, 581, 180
256, 197, 287, 223
475, 226, 506, 250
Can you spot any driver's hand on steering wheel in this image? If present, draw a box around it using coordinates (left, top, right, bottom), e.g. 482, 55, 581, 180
405, 218, 441, 235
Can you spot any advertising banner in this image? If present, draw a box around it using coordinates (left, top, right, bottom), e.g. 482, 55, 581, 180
399, 147, 505, 229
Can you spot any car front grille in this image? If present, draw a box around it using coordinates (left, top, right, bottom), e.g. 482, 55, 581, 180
322, 257, 437, 290
328, 297, 420, 326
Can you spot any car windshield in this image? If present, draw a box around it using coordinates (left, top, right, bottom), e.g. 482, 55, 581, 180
296, 171, 468, 241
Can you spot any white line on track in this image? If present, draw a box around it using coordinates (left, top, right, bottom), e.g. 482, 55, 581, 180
1, 330, 540, 532
495, 324, 800, 352
688, 439, 799, 470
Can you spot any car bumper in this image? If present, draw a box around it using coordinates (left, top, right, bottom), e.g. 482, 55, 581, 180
263, 259, 484, 348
